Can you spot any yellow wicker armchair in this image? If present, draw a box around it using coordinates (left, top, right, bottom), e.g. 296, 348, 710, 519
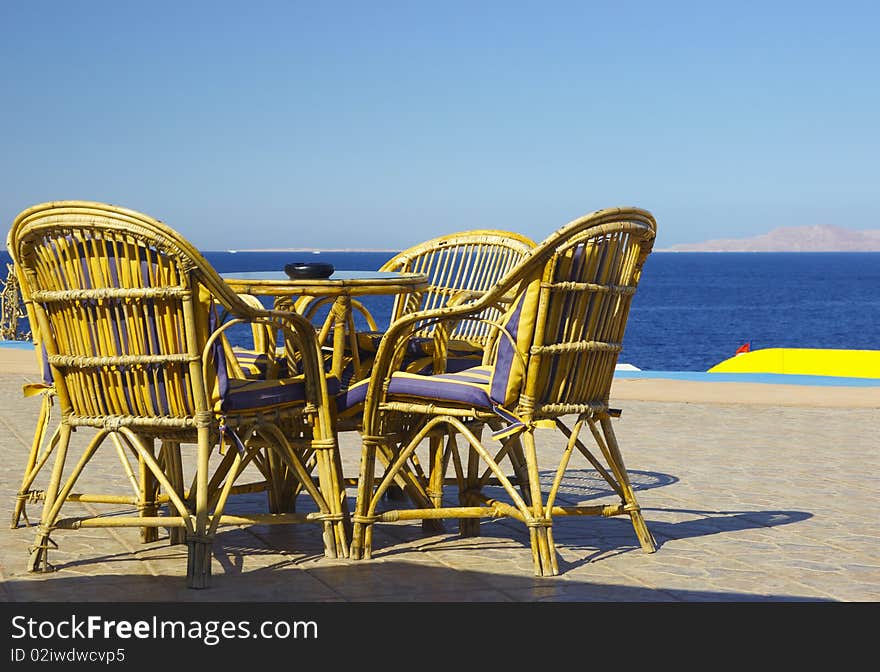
7, 200, 348, 588
345, 207, 658, 576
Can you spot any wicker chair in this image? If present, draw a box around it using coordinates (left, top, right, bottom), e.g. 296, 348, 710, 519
7, 200, 348, 588
345, 207, 658, 576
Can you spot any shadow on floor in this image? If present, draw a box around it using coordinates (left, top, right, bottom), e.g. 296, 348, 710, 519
2, 501, 820, 605
1, 557, 831, 603
5, 462, 812, 593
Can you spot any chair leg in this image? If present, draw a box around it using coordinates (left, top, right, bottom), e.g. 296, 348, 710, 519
27, 424, 72, 573
186, 537, 213, 589
28, 426, 108, 575
350, 437, 378, 560
160, 441, 186, 545
318, 431, 352, 555
186, 426, 213, 589
424, 432, 447, 533
459, 442, 481, 537
487, 419, 532, 505
521, 428, 559, 577
11, 393, 56, 529
266, 444, 287, 513
507, 435, 533, 506
123, 430, 204, 581
598, 414, 656, 553
138, 436, 159, 543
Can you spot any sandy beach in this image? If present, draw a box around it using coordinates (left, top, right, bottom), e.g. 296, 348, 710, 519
0, 346, 41, 376
610, 375, 880, 408
0, 342, 877, 603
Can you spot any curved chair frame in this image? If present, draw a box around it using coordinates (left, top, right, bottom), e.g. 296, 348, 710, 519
8, 201, 348, 588
349, 207, 657, 576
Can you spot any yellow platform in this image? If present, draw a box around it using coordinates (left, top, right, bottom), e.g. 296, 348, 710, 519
708, 348, 880, 379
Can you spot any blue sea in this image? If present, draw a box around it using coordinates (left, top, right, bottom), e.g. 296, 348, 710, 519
2, 250, 878, 372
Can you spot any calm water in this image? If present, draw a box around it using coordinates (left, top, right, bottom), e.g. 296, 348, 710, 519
3, 250, 878, 372
625, 252, 880, 371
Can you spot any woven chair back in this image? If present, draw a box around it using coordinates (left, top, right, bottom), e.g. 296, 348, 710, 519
381, 230, 535, 346
481, 209, 656, 419
525, 211, 656, 417
7, 201, 242, 427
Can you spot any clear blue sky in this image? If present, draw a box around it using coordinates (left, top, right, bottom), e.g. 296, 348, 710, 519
1, 1, 877, 250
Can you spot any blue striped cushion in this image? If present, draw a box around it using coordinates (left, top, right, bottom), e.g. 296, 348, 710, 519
332, 349, 480, 408
337, 365, 494, 414
352, 333, 484, 379
487, 279, 541, 408
391, 366, 493, 405
336, 377, 370, 414
221, 374, 340, 413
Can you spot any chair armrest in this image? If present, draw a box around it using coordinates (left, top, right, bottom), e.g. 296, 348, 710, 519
444, 288, 516, 309
424, 288, 521, 373
203, 299, 331, 407
360, 271, 534, 430
235, 293, 275, 355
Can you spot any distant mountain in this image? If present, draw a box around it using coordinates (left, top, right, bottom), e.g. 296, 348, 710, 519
666, 224, 880, 252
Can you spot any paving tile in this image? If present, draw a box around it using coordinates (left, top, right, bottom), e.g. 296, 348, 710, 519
0, 372, 878, 603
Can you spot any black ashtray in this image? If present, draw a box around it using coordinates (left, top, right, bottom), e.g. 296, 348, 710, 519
284, 262, 335, 279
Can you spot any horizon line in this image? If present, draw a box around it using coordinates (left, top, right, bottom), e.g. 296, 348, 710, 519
4, 246, 880, 254
213, 248, 402, 253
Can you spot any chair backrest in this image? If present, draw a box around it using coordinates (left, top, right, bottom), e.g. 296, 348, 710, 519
380, 230, 536, 347
6, 201, 256, 427
482, 208, 657, 417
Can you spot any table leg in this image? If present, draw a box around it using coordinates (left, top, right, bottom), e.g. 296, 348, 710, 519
330, 294, 349, 381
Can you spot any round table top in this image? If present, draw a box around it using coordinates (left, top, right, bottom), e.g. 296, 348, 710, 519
221, 270, 428, 296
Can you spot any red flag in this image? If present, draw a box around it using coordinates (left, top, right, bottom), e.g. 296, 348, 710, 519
735, 342, 751, 355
